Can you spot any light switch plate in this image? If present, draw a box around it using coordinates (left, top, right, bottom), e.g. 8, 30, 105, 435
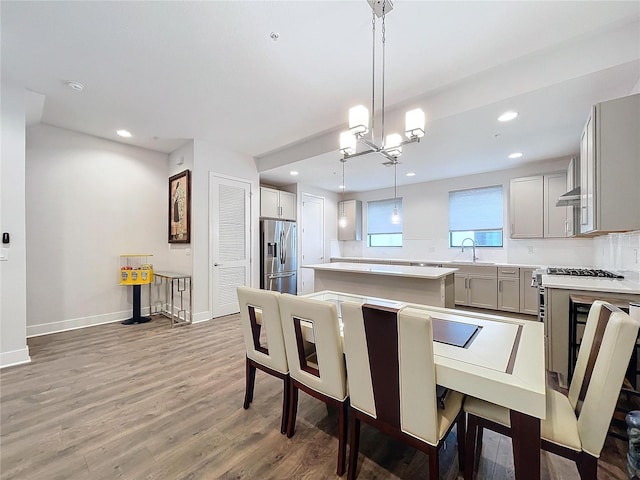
0, 248, 8, 261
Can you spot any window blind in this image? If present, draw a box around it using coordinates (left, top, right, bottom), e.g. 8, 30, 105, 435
367, 198, 403, 234
449, 186, 503, 231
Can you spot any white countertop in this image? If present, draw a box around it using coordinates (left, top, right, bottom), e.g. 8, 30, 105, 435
541, 271, 640, 294
302, 262, 457, 279
331, 256, 541, 269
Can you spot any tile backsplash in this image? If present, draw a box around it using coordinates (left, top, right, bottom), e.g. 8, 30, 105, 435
593, 230, 640, 272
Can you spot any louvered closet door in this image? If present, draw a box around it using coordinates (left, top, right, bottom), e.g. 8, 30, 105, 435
210, 174, 251, 317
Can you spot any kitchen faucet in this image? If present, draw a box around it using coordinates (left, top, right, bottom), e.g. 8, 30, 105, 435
461, 237, 478, 262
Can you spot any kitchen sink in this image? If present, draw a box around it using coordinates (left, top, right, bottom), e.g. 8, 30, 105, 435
443, 261, 495, 266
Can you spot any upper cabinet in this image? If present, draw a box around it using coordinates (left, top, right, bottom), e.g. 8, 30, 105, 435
510, 172, 571, 238
260, 186, 296, 220
579, 94, 640, 235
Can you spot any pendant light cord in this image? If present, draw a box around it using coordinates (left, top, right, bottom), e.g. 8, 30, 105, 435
394, 161, 397, 206
341, 160, 346, 215
381, 1, 386, 146
371, 10, 376, 146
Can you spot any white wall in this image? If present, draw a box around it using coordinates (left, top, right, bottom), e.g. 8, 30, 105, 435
594, 230, 640, 273
0, 82, 31, 368
339, 157, 595, 267
191, 139, 259, 321
25, 125, 170, 336
167, 141, 195, 275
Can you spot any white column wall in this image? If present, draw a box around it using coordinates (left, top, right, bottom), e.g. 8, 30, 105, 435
0, 82, 30, 368
190, 139, 259, 321
167, 141, 195, 275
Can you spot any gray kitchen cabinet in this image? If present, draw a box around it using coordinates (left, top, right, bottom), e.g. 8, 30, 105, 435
510, 172, 570, 238
510, 176, 543, 238
543, 173, 572, 238
497, 267, 520, 313
453, 264, 498, 309
260, 187, 296, 220
579, 93, 640, 235
519, 267, 538, 315
338, 200, 362, 241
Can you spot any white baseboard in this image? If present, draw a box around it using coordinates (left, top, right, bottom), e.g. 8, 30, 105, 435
26, 307, 210, 337
193, 311, 212, 323
27, 307, 155, 337
0, 347, 31, 369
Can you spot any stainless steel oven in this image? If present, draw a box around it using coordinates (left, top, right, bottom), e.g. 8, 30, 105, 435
531, 269, 546, 323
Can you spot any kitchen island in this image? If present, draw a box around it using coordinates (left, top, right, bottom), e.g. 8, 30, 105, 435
302, 262, 457, 307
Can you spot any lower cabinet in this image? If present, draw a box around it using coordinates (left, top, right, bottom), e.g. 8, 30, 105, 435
454, 265, 498, 310
519, 267, 538, 315
497, 267, 520, 312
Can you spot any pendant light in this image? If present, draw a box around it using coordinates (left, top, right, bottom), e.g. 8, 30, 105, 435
338, 0, 425, 163
339, 159, 348, 228
391, 161, 400, 224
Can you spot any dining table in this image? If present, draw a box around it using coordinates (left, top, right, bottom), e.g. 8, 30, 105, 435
302, 290, 547, 480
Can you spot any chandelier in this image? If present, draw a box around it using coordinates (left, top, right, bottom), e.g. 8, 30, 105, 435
338, 0, 425, 163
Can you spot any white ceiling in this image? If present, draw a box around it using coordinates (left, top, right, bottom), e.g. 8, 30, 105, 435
2, 1, 639, 192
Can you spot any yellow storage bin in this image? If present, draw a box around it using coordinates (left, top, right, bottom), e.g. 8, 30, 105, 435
120, 268, 154, 285
119, 254, 154, 285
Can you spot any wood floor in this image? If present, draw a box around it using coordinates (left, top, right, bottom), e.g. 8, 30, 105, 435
0, 313, 627, 479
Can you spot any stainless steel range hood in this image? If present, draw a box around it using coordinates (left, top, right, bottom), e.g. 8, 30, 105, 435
556, 186, 581, 207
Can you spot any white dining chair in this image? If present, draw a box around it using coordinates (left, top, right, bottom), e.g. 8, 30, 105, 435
237, 286, 290, 434
464, 301, 640, 480
341, 302, 466, 480
278, 293, 349, 476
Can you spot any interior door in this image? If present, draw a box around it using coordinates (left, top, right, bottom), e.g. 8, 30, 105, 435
300, 193, 324, 294
210, 174, 251, 317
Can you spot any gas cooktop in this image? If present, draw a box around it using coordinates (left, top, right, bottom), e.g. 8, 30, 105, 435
546, 267, 624, 279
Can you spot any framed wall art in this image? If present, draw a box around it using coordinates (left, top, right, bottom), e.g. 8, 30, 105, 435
168, 169, 191, 243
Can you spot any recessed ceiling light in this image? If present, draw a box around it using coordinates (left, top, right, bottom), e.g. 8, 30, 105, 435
339, 185, 345, 189
117, 129, 132, 138
270, 32, 279, 41
65, 80, 85, 91
498, 111, 518, 122
509, 152, 523, 159
406, 172, 416, 177
290, 170, 299, 176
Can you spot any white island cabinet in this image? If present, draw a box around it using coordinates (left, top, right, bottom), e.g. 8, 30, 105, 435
301, 262, 457, 308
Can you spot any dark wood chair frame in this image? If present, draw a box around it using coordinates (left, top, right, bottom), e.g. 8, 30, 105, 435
242, 304, 291, 435
465, 303, 624, 480
286, 315, 349, 476
346, 304, 466, 480
464, 414, 596, 480
348, 407, 466, 480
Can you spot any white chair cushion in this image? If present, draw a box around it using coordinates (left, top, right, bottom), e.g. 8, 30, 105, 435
436, 390, 465, 443
464, 387, 581, 452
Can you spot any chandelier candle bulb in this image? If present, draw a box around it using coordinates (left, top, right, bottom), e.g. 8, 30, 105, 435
339, 131, 357, 155
405, 108, 425, 138
384, 133, 403, 157
348, 105, 370, 135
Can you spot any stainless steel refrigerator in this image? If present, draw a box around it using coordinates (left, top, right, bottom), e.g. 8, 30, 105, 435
260, 219, 297, 294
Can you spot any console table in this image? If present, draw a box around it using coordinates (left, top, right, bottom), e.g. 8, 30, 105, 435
150, 271, 192, 327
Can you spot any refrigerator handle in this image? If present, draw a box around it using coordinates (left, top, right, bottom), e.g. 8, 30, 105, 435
279, 230, 286, 265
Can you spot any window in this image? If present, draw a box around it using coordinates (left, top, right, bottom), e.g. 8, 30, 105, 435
367, 198, 402, 247
449, 186, 503, 247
